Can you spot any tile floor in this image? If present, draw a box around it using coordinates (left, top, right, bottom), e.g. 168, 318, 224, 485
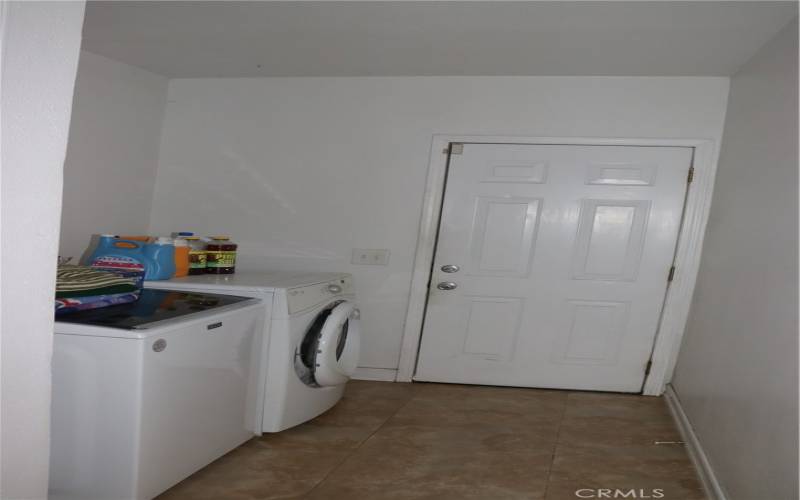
158, 381, 705, 500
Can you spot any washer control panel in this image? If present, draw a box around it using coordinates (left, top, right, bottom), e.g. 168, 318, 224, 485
287, 276, 353, 314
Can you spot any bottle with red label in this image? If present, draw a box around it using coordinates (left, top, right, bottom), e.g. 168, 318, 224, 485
205, 236, 237, 274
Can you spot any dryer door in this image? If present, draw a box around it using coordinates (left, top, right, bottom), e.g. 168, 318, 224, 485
297, 301, 361, 387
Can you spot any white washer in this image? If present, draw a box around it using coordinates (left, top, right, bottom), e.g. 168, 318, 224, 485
50, 289, 264, 500
146, 271, 360, 432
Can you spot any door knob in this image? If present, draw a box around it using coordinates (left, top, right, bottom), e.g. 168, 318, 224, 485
437, 282, 457, 291
440, 264, 460, 273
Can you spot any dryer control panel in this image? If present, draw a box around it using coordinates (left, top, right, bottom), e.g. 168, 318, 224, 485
287, 276, 353, 315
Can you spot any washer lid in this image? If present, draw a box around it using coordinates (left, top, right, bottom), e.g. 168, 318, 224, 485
55, 289, 256, 330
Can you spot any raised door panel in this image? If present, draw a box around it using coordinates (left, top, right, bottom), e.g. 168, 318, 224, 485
468, 197, 542, 278
460, 296, 524, 361
571, 200, 651, 281
481, 162, 549, 184
551, 300, 631, 366
586, 163, 658, 186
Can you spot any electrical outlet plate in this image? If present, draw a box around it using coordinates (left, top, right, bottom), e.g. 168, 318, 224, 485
352, 248, 390, 266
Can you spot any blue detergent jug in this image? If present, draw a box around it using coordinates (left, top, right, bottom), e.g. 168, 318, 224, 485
87, 235, 175, 282
143, 237, 176, 280
87, 235, 151, 286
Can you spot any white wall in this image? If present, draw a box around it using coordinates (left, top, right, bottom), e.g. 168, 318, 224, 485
0, 1, 86, 498
671, 18, 798, 500
59, 50, 168, 261
149, 76, 730, 373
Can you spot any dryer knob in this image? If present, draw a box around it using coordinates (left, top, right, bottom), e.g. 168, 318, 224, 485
328, 284, 342, 294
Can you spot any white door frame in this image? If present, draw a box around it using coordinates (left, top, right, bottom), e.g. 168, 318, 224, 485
396, 135, 720, 396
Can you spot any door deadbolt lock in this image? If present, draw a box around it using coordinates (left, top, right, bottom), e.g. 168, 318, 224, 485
437, 282, 458, 291
440, 264, 460, 273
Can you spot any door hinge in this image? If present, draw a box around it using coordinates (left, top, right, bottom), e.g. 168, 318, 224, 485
687, 166, 695, 184
667, 266, 676, 282
444, 143, 464, 155
644, 360, 653, 376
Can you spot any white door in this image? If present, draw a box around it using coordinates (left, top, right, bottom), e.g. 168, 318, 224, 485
415, 144, 692, 392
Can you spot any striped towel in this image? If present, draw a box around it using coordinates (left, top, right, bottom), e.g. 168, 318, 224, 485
56, 265, 138, 294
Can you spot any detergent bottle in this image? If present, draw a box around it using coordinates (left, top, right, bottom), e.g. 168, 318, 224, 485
143, 237, 176, 280
172, 238, 190, 278
86, 235, 152, 287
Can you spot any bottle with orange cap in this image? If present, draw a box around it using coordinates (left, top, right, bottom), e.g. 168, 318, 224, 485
172, 238, 190, 277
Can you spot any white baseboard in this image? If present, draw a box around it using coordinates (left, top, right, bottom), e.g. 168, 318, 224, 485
663, 384, 728, 500
352, 367, 398, 382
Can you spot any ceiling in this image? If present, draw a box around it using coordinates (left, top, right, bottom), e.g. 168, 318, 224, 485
81, 1, 798, 78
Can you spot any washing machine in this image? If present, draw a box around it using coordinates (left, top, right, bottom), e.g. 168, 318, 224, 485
146, 272, 360, 432
51, 289, 264, 499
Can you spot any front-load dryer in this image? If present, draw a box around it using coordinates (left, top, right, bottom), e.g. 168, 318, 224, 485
146, 272, 360, 432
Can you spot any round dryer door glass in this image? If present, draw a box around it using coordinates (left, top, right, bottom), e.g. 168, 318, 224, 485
295, 301, 361, 387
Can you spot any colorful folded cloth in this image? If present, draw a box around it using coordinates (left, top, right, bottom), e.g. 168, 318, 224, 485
55, 265, 141, 314
56, 265, 139, 297
55, 291, 141, 315
56, 265, 138, 292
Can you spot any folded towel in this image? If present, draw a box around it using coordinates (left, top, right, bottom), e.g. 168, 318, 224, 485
56, 265, 137, 292
55, 291, 141, 315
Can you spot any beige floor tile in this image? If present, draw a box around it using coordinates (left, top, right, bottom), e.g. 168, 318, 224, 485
257, 384, 414, 451
557, 415, 682, 447
306, 447, 551, 500
550, 442, 699, 484
156, 381, 704, 500
256, 421, 379, 451
565, 391, 673, 419
319, 391, 413, 422
413, 382, 566, 404
158, 442, 348, 499
368, 423, 558, 455
345, 379, 418, 401
392, 387, 567, 429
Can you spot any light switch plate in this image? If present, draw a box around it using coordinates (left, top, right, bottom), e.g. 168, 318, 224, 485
352, 248, 390, 266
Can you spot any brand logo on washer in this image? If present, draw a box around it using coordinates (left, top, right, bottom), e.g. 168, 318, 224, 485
152, 339, 167, 352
